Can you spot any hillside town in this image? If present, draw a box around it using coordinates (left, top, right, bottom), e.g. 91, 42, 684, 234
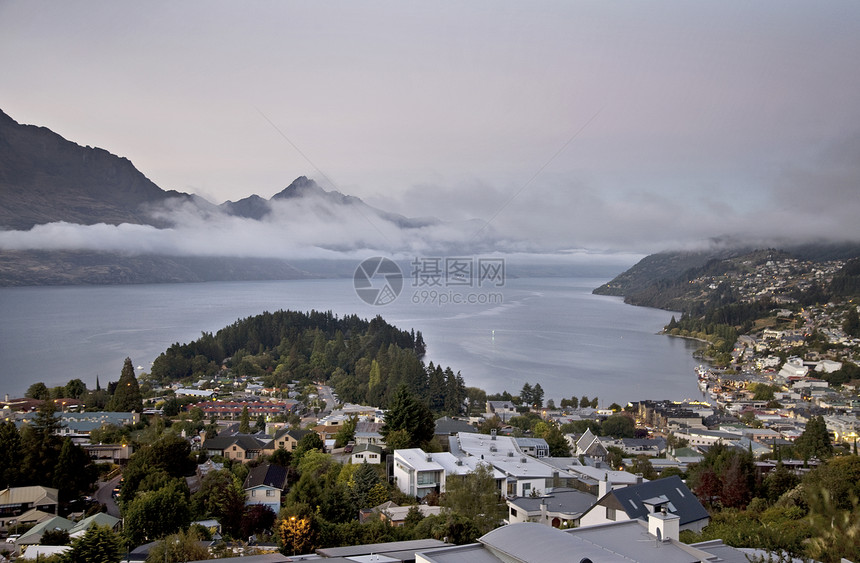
1, 252, 859, 562
1, 341, 858, 563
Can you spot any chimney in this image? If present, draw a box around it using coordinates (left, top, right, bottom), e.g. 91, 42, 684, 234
635, 473, 643, 484
491, 428, 497, 440
648, 508, 680, 542
540, 498, 547, 522
598, 473, 611, 498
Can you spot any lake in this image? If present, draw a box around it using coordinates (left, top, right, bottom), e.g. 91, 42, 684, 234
0, 276, 705, 406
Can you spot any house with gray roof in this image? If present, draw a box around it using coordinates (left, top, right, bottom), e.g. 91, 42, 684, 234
486, 400, 517, 422
243, 463, 288, 513
353, 421, 385, 448
579, 475, 709, 533
513, 437, 550, 458
202, 435, 269, 462
415, 518, 751, 563
434, 416, 475, 442
573, 428, 607, 461
351, 443, 383, 464
506, 487, 596, 528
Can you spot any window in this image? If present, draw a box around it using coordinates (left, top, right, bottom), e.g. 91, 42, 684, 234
510, 508, 518, 518
606, 507, 616, 521
522, 483, 531, 495
266, 490, 275, 497
251, 490, 256, 497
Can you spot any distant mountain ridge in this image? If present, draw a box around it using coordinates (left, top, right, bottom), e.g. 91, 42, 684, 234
0, 109, 191, 230
0, 109, 443, 232
0, 109, 452, 285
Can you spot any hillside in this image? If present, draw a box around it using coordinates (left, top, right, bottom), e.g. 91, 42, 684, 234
0, 251, 313, 286
0, 109, 447, 286
0, 109, 190, 230
594, 243, 860, 311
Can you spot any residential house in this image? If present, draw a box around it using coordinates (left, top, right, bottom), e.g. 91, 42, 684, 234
565, 465, 644, 496
13, 515, 74, 550
362, 501, 443, 527
202, 435, 268, 462
268, 427, 310, 452
434, 416, 475, 448
415, 519, 750, 563
600, 437, 666, 457
452, 432, 576, 497
0, 487, 58, 521
513, 437, 550, 458
393, 450, 448, 499
353, 421, 385, 449
243, 463, 288, 513
506, 488, 596, 528
82, 443, 134, 464
351, 444, 383, 464
579, 475, 710, 533
393, 448, 504, 499
573, 429, 607, 462
486, 400, 517, 422
0, 508, 53, 533
68, 512, 122, 537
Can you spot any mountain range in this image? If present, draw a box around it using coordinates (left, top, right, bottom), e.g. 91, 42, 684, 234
0, 109, 456, 285
4, 108, 857, 288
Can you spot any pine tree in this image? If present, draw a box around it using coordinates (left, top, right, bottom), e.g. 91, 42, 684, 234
0, 421, 21, 488
520, 383, 533, 407
21, 399, 63, 484
65, 524, 123, 563
794, 415, 833, 460
532, 383, 544, 409
239, 405, 251, 434
107, 357, 143, 412
381, 386, 434, 449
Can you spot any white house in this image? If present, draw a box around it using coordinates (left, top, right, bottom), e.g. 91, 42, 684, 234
351, 444, 383, 465
578, 475, 709, 534
393, 448, 504, 499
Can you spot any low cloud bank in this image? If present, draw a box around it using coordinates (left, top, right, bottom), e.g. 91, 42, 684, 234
2, 134, 860, 260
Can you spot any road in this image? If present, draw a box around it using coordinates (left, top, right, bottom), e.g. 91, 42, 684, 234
94, 474, 122, 518
318, 385, 336, 414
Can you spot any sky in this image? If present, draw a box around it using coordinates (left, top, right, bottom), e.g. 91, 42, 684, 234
1, 1, 860, 256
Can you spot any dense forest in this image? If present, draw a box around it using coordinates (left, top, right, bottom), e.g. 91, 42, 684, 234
149, 310, 466, 413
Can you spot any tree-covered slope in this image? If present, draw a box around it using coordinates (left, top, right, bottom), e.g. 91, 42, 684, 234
150, 310, 467, 414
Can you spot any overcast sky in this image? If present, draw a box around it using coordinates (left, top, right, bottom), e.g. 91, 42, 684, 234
2, 1, 860, 255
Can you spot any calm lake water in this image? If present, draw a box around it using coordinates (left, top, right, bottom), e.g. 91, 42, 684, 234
0, 277, 705, 406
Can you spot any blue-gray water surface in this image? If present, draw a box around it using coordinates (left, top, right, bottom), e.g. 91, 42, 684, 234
0, 277, 705, 406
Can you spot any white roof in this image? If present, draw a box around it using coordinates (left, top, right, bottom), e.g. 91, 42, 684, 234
455, 432, 573, 479
456, 432, 521, 458
395, 448, 445, 471
568, 466, 642, 484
